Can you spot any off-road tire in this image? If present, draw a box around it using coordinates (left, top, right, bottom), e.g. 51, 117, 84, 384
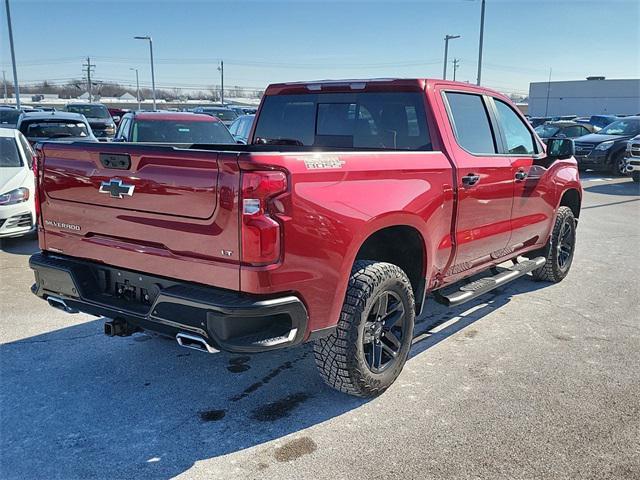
532, 206, 576, 282
632, 172, 640, 183
313, 261, 415, 397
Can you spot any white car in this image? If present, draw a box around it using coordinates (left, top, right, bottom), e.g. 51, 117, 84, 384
625, 135, 640, 183
0, 128, 37, 238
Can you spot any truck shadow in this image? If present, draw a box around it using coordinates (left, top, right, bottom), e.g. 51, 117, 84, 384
1, 275, 550, 479
0, 235, 39, 256
583, 179, 640, 197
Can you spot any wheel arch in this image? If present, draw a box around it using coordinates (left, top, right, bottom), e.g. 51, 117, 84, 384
354, 224, 428, 315
559, 187, 581, 220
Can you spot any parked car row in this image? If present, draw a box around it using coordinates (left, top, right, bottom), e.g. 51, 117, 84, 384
528, 112, 640, 175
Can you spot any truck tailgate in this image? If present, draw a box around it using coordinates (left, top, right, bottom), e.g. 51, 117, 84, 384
38, 143, 241, 290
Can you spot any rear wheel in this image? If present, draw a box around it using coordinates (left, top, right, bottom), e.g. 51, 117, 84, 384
532, 206, 576, 283
313, 261, 415, 397
610, 151, 627, 176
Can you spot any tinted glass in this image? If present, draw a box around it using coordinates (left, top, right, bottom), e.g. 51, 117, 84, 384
562, 126, 584, 138
20, 120, 90, 139
0, 109, 21, 126
445, 92, 496, 154
0, 137, 22, 167
535, 124, 560, 138
131, 120, 234, 143
254, 92, 431, 150
599, 119, 640, 136
66, 104, 111, 119
203, 109, 238, 121
494, 100, 535, 154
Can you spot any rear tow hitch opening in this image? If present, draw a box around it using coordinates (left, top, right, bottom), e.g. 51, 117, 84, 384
104, 318, 138, 337
176, 332, 219, 354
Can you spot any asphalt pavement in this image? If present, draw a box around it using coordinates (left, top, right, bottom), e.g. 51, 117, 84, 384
1, 173, 638, 480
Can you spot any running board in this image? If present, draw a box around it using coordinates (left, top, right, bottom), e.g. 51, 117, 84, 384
434, 257, 546, 307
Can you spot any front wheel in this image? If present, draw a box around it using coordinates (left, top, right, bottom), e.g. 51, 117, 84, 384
610, 152, 627, 176
532, 206, 577, 283
313, 261, 415, 397
632, 172, 640, 183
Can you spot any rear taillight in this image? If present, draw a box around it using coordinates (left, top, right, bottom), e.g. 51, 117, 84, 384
240, 170, 287, 265
32, 154, 41, 221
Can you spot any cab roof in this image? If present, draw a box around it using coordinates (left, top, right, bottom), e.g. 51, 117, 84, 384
264, 78, 505, 99
129, 111, 221, 122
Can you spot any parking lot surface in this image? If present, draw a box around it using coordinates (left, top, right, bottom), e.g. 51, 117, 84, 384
1, 174, 638, 480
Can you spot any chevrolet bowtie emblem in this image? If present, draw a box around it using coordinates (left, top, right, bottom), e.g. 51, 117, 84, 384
99, 179, 135, 199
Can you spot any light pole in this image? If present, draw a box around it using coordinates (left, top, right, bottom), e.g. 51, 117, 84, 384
476, 0, 486, 85
218, 60, 224, 105
443, 34, 461, 80
2, 70, 7, 104
130, 68, 141, 110
134, 36, 156, 110
4, 0, 20, 108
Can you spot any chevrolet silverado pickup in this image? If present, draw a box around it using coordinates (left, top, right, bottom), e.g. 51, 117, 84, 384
29, 79, 582, 397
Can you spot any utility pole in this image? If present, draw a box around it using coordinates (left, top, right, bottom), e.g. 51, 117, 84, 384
476, 0, 486, 85
218, 60, 224, 105
544, 67, 552, 117
83, 57, 95, 102
2, 71, 7, 104
4, 0, 20, 107
443, 35, 461, 80
130, 68, 140, 110
452, 59, 460, 82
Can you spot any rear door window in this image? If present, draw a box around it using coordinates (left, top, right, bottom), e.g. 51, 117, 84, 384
253, 92, 431, 150
445, 92, 497, 154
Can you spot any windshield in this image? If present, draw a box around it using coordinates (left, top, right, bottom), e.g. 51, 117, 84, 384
534, 125, 561, 138
20, 120, 90, 139
599, 119, 640, 136
204, 109, 238, 121
0, 109, 21, 126
131, 120, 234, 143
0, 137, 22, 167
253, 92, 431, 150
66, 104, 111, 119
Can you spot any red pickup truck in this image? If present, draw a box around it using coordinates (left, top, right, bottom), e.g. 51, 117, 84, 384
29, 79, 581, 396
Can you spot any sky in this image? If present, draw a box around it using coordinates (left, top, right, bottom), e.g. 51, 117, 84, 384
1, 0, 639, 98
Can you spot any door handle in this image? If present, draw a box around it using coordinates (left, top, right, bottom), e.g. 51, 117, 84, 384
462, 173, 480, 186
515, 169, 528, 181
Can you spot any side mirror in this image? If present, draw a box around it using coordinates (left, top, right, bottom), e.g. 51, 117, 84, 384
112, 115, 121, 123
546, 138, 574, 160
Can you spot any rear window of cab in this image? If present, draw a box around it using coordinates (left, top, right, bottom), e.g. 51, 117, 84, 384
253, 92, 432, 150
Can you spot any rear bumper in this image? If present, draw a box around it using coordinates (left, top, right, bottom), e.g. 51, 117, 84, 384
29, 252, 309, 353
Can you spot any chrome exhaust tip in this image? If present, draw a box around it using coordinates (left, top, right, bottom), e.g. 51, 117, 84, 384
47, 296, 79, 314
176, 332, 219, 354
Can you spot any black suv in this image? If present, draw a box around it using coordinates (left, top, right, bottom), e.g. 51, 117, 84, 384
65, 103, 116, 140
573, 116, 640, 175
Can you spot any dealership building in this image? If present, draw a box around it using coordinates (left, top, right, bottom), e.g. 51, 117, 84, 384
528, 77, 640, 117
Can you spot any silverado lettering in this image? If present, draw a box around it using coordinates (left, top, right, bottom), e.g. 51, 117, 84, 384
29, 79, 581, 396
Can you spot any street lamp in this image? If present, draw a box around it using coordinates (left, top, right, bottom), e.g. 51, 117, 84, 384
130, 68, 141, 111
4, 0, 20, 107
443, 34, 461, 80
476, 0, 486, 85
134, 36, 156, 110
